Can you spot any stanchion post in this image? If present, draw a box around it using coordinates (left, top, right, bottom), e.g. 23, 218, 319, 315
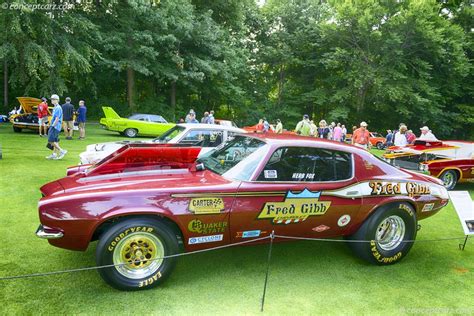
459, 235, 469, 251
261, 230, 275, 312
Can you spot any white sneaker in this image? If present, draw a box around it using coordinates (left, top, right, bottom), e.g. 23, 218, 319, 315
56, 149, 68, 160
46, 153, 57, 160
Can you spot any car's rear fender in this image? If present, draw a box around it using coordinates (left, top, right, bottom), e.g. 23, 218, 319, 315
345, 198, 418, 237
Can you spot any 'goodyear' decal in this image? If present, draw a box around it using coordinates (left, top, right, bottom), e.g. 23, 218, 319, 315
257, 189, 331, 224
370, 240, 402, 263
189, 197, 224, 214
108, 226, 154, 252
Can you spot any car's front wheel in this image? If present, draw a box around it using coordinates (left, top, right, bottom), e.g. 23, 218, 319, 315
347, 202, 417, 265
124, 128, 138, 138
13, 126, 22, 133
376, 142, 384, 150
96, 218, 179, 291
439, 170, 458, 190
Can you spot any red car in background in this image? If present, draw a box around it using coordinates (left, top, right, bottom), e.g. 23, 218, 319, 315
345, 132, 386, 149
383, 140, 474, 190
37, 134, 449, 290
242, 123, 295, 135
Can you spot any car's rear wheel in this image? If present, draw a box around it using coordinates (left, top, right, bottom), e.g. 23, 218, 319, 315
376, 142, 384, 150
346, 202, 417, 265
124, 128, 138, 138
13, 126, 22, 133
96, 218, 179, 291
439, 170, 458, 190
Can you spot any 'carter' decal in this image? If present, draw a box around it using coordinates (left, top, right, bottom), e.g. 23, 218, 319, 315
189, 197, 225, 214
257, 189, 331, 224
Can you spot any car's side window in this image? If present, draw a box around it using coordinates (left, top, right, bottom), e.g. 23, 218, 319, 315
179, 130, 224, 147
150, 115, 166, 123
257, 146, 352, 182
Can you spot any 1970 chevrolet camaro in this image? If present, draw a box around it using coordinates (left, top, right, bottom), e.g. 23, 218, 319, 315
36, 134, 449, 290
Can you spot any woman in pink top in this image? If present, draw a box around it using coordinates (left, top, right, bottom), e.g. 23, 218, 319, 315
333, 123, 343, 141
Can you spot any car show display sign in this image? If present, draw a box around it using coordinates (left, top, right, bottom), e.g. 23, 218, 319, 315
448, 191, 474, 235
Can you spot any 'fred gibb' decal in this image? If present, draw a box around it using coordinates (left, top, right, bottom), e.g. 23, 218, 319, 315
108, 226, 154, 252
188, 219, 227, 234
189, 197, 225, 214
257, 189, 331, 224
369, 181, 430, 197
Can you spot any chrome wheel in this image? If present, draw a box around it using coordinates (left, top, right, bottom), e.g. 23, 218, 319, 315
113, 232, 164, 279
124, 128, 137, 137
375, 215, 406, 251
441, 171, 456, 189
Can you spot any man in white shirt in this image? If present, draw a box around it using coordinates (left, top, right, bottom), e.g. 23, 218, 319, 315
418, 126, 438, 141
394, 125, 408, 147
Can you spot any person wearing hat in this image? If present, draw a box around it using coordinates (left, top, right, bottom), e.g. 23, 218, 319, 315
419, 126, 437, 141
185, 109, 196, 123
46, 94, 67, 160
352, 121, 371, 150
295, 114, 311, 136
37, 97, 50, 137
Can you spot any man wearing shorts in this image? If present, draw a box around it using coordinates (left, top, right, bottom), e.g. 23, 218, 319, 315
37, 97, 50, 137
46, 94, 67, 160
77, 100, 87, 140
61, 97, 75, 140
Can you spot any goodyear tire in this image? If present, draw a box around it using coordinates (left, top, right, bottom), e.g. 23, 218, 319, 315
124, 128, 138, 138
96, 218, 179, 291
347, 202, 417, 265
439, 170, 458, 190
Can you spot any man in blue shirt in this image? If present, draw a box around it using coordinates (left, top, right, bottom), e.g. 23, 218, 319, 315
77, 100, 87, 140
46, 94, 67, 160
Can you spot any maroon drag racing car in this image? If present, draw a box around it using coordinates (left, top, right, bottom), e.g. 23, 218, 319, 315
36, 134, 450, 290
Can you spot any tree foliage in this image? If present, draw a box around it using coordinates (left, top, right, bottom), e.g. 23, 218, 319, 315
0, 0, 472, 139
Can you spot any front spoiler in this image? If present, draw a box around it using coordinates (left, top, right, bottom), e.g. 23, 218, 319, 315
36, 224, 64, 239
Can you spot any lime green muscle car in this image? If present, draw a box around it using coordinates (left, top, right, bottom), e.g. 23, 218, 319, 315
99, 107, 175, 137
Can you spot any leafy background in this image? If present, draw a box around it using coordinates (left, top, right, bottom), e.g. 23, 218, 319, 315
0, 0, 472, 139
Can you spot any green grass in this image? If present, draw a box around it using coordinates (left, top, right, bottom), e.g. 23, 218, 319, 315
0, 123, 473, 315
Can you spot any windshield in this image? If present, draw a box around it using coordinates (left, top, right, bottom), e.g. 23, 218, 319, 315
153, 125, 185, 143
197, 135, 266, 176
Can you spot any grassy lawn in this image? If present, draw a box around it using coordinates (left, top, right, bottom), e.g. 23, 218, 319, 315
0, 123, 473, 315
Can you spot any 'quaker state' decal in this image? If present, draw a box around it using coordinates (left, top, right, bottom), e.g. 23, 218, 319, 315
189, 197, 225, 214
258, 189, 331, 224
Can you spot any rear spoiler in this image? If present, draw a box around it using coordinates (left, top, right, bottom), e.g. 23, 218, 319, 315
84, 144, 201, 176
102, 106, 121, 119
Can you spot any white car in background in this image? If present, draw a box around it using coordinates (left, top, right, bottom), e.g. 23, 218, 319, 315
79, 123, 245, 165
